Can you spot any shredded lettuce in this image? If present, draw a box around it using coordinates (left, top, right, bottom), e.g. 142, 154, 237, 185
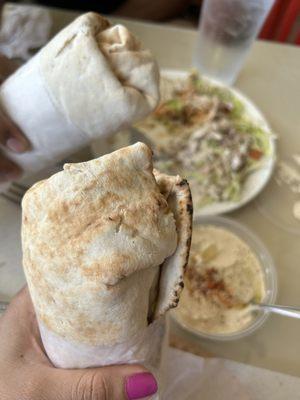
145, 71, 272, 208
234, 120, 271, 155
190, 74, 245, 120
197, 195, 216, 208
164, 98, 184, 111
222, 177, 241, 202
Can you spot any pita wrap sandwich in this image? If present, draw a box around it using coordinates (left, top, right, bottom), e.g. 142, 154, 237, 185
0, 12, 159, 177
22, 143, 193, 383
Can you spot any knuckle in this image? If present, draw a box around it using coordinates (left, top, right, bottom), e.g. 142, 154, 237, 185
73, 371, 111, 400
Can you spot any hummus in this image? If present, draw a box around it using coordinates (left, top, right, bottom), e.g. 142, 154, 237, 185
175, 225, 266, 335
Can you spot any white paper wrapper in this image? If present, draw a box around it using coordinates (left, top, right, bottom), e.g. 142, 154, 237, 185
0, 55, 86, 175
40, 318, 168, 400
0, 4, 52, 61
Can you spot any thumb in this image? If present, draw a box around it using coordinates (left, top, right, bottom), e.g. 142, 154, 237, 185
45, 364, 158, 400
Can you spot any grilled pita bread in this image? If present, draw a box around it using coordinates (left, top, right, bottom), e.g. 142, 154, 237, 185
153, 171, 193, 319
22, 143, 192, 348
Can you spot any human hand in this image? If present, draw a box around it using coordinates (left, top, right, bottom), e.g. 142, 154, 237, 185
0, 107, 30, 183
0, 52, 30, 182
0, 288, 158, 400
0, 54, 20, 84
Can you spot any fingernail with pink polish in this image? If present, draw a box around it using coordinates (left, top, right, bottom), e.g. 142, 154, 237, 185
6, 137, 27, 153
126, 372, 158, 399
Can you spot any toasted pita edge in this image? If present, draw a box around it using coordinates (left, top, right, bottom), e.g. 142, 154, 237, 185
153, 170, 193, 319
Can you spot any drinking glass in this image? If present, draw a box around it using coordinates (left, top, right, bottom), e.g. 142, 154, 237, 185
194, 0, 275, 85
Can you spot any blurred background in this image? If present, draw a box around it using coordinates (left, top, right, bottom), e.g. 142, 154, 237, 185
2, 0, 300, 45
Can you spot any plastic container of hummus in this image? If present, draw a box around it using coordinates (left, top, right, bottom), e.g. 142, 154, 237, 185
173, 216, 277, 341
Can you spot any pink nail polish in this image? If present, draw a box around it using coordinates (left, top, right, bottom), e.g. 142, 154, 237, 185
126, 372, 158, 400
6, 138, 26, 153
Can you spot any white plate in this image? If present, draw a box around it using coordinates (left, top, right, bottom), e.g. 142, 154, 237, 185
91, 70, 276, 217
160, 69, 276, 217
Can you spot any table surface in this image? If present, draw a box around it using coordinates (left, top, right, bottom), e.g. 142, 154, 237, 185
1, 5, 300, 378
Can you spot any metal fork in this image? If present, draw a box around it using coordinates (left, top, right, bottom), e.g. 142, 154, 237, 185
0, 182, 29, 205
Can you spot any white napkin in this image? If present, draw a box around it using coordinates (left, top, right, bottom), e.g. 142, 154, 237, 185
0, 4, 52, 61
163, 348, 300, 400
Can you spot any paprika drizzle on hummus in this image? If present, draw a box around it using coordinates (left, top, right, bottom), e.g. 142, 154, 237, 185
176, 225, 266, 335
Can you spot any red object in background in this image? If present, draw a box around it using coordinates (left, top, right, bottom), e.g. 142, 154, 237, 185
260, 0, 300, 45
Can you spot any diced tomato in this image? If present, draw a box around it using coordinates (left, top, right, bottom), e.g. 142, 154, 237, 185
154, 104, 167, 116
249, 148, 263, 160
